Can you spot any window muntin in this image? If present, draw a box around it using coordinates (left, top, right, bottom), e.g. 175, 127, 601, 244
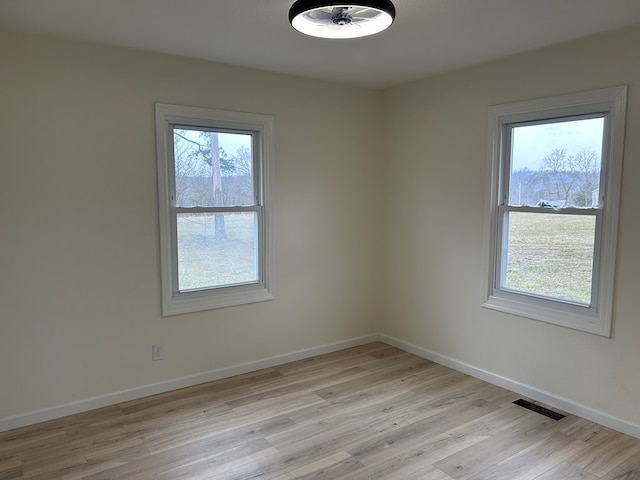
156, 104, 274, 316
482, 86, 627, 336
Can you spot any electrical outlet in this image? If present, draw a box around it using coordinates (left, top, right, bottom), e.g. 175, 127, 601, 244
152, 344, 163, 361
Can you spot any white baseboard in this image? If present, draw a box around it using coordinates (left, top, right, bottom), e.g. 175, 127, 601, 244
3, 333, 639, 440
0, 334, 379, 433
379, 333, 640, 440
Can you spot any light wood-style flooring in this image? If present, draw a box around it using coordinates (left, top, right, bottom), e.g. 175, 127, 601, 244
2, 342, 640, 479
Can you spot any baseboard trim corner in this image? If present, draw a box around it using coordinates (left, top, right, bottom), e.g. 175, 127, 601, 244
378, 333, 640, 440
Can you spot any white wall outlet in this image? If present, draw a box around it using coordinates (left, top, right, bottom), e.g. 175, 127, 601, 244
152, 344, 163, 361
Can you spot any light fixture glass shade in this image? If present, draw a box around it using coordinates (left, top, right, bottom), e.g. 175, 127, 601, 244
289, 1, 395, 39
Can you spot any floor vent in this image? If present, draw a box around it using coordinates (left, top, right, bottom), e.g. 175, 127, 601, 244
513, 399, 565, 421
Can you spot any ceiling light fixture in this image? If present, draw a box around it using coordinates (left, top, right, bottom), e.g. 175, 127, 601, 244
289, 0, 396, 39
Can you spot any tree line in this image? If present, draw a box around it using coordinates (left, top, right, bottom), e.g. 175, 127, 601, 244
510, 147, 600, 208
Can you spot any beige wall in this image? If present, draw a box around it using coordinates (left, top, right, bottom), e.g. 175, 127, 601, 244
382, 26, 640, 425
2, 24, 639, 430
0, 30, 384, 419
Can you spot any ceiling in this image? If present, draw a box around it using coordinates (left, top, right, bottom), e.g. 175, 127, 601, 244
2, 0, 640, 88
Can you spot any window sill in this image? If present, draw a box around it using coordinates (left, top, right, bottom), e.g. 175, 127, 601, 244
482, 293, 610, 337
162, 285, 275, 316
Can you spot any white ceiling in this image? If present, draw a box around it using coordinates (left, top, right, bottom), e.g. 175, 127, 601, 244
2, 0, 640, 88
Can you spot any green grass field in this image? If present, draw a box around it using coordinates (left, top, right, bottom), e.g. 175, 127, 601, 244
505, 212, 595, 304
177, 213, 257, 291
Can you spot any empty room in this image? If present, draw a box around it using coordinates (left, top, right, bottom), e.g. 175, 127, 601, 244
1, 1, 640, 478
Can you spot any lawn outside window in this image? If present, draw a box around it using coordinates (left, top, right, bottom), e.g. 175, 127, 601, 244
155, 104, 275, 316
482, 87, 627, 336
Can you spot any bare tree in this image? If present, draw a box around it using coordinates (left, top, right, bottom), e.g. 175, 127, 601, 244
225, 146, 254, 206
174, 130, 212, 207
541, 148, 576, 206
571, 147, 600, 207
233, 145, 252, 176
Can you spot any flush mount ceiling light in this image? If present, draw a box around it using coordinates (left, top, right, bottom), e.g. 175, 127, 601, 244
289, 0, 396, 39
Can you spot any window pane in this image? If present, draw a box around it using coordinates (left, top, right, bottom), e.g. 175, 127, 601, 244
173, 128, 255, 207
509, 118, 603, 207
177, 212, 258, 291
503, 212, 595, 304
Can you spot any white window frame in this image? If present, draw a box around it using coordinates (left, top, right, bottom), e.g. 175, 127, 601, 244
482, 86, 627, 336
155, 103, 275, 316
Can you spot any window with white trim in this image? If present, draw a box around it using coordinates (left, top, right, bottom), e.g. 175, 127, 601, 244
155, 104, 275, 316
482, 87, 627, 336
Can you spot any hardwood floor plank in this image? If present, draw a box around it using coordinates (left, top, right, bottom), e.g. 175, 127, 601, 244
280, 385, 414, 429
347, 398, 500, 467
405, 465, 457, 480
204, 443, 279, 478
210, 440, 352, 480
0, 418, 69, 458
339, 421, 492, 480
83, 437, 275, 480
0, 458, 22, 480
311, 359, 434, 401
272, 342, 390, 375
433, 411, 558, 479
466, 431, 589, 480
531, 461, 599, 480
371, 378, 502, 433
598, 451, 640, 480
143, 414, 295, 455
270, 451, 359, 480
560, 416, 611, 441
226, 366, 366, 409
568, 427, 640, 477
465, 402, 534, 435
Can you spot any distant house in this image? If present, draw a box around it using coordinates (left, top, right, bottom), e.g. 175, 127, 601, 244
537, 199, 566, 208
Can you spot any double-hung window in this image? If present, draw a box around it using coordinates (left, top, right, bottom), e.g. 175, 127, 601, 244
155, 104, 275, 316
482, 87, 627, 336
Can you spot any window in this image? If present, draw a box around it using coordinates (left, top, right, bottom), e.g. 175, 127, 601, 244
482, 87, 627, 336
155, 104, 275, 315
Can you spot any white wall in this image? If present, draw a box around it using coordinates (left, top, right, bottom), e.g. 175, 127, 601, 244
2, 24, 640, 433
0, 30, 384, 420
382, 25, 640, 427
